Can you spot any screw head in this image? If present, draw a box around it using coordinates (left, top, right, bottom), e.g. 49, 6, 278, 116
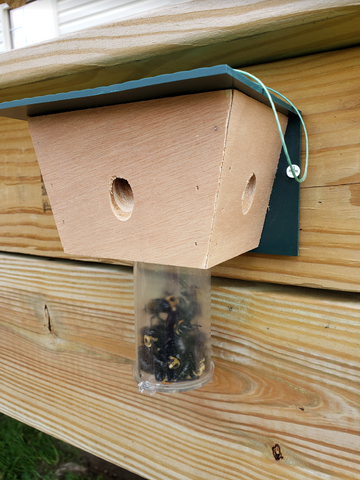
286, 165, 301, 178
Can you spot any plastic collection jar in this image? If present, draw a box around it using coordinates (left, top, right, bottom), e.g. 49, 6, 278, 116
132, 262, 214, 394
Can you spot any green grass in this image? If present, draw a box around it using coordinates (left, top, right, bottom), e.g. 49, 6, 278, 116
0, 413, 96, 480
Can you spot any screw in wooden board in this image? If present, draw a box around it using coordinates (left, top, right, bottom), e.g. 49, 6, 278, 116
272, 444, 284, 461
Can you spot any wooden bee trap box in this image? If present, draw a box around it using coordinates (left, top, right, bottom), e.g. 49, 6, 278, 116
0, 66, 298, 268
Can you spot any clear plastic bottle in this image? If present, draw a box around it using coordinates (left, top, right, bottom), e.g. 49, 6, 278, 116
133, 262, 214, 394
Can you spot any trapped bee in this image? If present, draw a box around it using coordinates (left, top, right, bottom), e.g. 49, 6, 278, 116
137, 281, 207, 383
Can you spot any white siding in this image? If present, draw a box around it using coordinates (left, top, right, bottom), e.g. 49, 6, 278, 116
0, 22, 4, 53
0, 6, 6, 52
57, 0, 187, 35
0, 0, 188, 51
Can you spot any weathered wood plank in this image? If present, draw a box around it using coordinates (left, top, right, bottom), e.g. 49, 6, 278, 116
0, 1, 360, 102
1, 46, 360, 291
1, 252, 360, 479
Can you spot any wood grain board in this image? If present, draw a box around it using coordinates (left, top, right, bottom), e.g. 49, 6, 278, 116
0, 116, 64, 256
0, 1, 360, 103
0, 252, 360, 479
1, 46, 360, 290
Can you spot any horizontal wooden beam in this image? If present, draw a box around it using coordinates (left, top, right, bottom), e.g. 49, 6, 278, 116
1, 1, 360, 102
1, 46, 360, 291
1, 252, 360, 479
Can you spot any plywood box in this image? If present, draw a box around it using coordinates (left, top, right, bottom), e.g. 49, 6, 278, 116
28, 88, 287, 268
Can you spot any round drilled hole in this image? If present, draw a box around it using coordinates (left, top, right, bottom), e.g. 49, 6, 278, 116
242, 173, 256, 215
109, 177, 134, 221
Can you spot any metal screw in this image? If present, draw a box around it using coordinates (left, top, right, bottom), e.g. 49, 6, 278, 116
286, 165, 301, 178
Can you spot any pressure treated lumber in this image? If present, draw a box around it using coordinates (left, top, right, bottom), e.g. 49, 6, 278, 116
1, 46, 360, 290
1, 252, 360, 480
28, 89, 287, 268
0, 1, 360, 103
0, 116, 64, 256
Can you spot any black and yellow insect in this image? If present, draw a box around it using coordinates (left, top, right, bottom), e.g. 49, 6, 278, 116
138, 282, 207, 383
